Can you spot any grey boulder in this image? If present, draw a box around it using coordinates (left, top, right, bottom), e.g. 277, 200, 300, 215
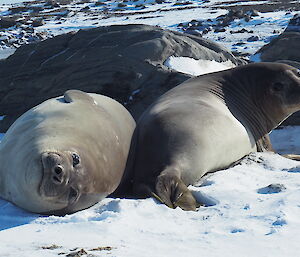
0, 24, 245, 131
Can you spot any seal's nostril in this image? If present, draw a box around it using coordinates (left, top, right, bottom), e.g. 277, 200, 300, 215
54, 166, 63, 175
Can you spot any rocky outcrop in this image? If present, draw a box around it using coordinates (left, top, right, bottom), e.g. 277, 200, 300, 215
257, 32, 300, 63
0, 24, 245, 132
257, 14, 300, 64
285, 13, 300, 32
178, 9, 259, 37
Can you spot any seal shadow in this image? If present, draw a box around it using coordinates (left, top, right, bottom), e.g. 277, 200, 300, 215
286, 167, 300, 173
0, 199, 40, 231
257, 183, 286, 194
189, 188, 219, 207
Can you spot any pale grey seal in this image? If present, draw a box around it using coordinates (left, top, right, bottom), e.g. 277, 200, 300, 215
0, 90, 135, 215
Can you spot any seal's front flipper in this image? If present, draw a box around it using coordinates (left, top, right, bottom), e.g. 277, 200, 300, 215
64, 90, 95, 104
282, 154, 300, 161
154, 174, 200, 211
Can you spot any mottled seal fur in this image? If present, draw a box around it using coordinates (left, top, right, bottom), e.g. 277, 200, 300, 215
0, 90, 135, 215
124, 63, 300, 211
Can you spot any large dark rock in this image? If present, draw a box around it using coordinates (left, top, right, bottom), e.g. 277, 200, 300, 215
285, 13, 300, 32
0, 24, 245, 132
257, 32, 300, 63
257, 14, 300, 64
0, 17, 17, 29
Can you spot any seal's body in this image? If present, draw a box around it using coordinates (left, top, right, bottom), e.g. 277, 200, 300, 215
0, 90, 135, 215
129, 63, 300, 211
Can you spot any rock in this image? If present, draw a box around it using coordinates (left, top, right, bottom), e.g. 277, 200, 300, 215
0, 115, 20, 132
285, 13, 300, 32
32, 18, 45, 27
180, 9, 260, 37
135, 4, 145, 8
234, 42, 246, 46
257, 184, 286, 194
8, 7, 29, 14
257, 32, 300, 62
117, 3, 127, 8
247, 9, 259, 17
77, 0, 91, 3
233, 10, 244, 19
0, 24, 245, 132
80, 6, 90, 12
30, 6, 43, 13
230, 28, 252, 34
214, 27, 226, 33
45, 0, 60, 8
0, 17, 17, 29
283, 112, 300, 126
173, 1, 193, 6
56, 0, 73, 4
94, 1, 106, 6
244, 15, 251, 22
247, 35, 259, 42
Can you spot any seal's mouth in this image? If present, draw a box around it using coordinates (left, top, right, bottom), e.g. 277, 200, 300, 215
68, 186, 79, 204
39, 151, 81, 205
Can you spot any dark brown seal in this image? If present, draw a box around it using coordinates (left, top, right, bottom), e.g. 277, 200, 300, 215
121, 63, 300, 211
0, 90, 135, 215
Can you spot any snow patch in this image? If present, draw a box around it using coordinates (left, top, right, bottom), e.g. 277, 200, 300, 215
165, 56, 236, 76
270, 126, 300, 155
250, 52, 262, 62
0, 48, 16, 60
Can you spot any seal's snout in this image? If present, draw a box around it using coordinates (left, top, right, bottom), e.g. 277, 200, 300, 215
41, 152, 69, 189
42, 152, 66, 185
42, 152, 60, 165
52, 165, 64, 184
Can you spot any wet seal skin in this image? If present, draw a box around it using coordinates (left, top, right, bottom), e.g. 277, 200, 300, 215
0, 90, 135, 215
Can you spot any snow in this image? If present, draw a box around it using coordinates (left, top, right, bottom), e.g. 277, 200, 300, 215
250, 52, 262, 62
1, 0, 300, 256
0, 48, 15, 60
270, 126, 300, 155
165, 56, 236, 76
0, 0, 33, 3
1, 126, 300, 257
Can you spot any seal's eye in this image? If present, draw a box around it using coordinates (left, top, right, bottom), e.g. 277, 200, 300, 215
272, 82, 284, 92
72, 153, 80, 166
297, 70, 300, 76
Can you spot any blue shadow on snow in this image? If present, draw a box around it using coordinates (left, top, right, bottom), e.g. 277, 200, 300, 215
0, 199, 40, 231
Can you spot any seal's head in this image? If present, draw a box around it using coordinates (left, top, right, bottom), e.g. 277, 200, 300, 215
266, 65, 300, 113
9, 137, 110, 215
225, 63, 300, 127
40, 151, 81, 203
39, 149, 103, 215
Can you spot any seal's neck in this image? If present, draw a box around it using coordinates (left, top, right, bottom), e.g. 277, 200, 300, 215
207, 72, 287, 150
